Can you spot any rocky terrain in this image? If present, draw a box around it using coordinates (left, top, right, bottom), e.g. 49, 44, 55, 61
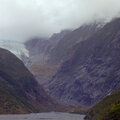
23, 18, 120, 120
25, 30, 71, 65
50, 23, 101, 64
25, 24, 100, 86
47, 18, 120, 106
25, 30, 71, 85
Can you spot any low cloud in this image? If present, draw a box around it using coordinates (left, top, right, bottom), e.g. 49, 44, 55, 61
0, 0, 120, 41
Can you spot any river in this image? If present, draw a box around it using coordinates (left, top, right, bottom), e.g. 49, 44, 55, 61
0, 112, 85, 120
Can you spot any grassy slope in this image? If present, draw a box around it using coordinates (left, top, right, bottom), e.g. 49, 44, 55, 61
85, 91, 120, 120
0, 48, 38, 113
0, 48, 65, 113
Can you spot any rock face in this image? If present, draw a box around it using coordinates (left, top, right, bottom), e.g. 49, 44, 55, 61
0, 48, 62, 114
25, 37, 50, 65
25, 30, 71, 65
25, 30, 71, 85
50, 23, 101, 64
25, 25, 100, 86
47, 18, 120, 106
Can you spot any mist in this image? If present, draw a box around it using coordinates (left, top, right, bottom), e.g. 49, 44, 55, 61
0, 0, 120, 42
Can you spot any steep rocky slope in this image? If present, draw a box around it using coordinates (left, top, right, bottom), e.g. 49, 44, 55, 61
25, 30, 71, 65
25, 30, 71, 85
50, 23, 101, 64
25, 24, 100, 86
0, 48, 62, 114
25, 37, 50, 65
47, 18, 120, 106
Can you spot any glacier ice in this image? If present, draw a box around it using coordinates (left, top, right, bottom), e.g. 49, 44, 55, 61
0, 39, 29, 59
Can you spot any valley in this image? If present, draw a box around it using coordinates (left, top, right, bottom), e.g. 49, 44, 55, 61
0, 1, 120, 119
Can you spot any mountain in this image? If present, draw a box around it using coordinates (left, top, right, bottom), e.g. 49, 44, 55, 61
25, 30, 71, 65
25, 37, 50, 65
50, 23, 101, 64
85, 90, 120, 120
46, 18, 120, 106
25, 24, 100, 86
25, 30, 71, 85
0, 48, 63, 114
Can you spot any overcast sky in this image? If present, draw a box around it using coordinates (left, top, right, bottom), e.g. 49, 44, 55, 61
0, 0, 120, 41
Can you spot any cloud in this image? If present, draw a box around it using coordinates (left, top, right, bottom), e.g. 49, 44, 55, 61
0, 0, 120, 41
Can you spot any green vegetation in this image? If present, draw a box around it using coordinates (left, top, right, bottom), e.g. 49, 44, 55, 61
103, 103, 120, 120
82, 18, 120, 120
85, 90, 120, 120
0, 48, 40, 113
0, 48, 62, 114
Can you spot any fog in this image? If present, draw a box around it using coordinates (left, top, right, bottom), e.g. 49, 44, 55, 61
0, 0, 120, 41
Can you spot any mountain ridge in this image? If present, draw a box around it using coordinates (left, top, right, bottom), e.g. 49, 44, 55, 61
46, 18, 120, 106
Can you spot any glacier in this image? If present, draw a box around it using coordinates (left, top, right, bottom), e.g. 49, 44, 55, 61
0, 39, 29, 59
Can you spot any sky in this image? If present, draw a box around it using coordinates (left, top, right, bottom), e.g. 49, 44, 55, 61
0, 0, 120, 42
